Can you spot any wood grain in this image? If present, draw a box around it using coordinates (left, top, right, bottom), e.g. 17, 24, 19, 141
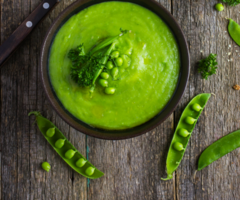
1, 0, 240, 199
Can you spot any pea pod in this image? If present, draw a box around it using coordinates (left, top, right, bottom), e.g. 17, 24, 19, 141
198, 129, 240, 171
161, 93, 211, 180
29, 111, 104, 179
228, 19, 240, 46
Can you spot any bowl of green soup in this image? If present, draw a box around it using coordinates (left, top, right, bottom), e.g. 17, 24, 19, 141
40, 0, 189, 140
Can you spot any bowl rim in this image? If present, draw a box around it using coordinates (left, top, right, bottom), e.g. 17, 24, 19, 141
40, 0, 190, 140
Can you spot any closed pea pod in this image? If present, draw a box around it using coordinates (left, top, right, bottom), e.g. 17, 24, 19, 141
228, 18, 240, 46
198, 130, 240, 171
28, 111, 104, 179
161, 93, 211, 180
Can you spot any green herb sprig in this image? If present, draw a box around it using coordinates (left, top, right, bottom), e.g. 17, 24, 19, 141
198, 53, 218, 80
222, 0, 240, 6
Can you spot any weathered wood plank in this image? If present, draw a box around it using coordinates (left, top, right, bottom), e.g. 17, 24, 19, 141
172, 0, 240, 200
1, 0, 240, 199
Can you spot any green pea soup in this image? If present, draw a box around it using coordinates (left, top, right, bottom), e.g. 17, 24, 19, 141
49, 1, 180, 130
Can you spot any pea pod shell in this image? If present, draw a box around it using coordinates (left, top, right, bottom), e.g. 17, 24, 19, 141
228, 19, 240, 46
161, 93, 211, 180
198, 129, 240, 171
28, 111, 104, 179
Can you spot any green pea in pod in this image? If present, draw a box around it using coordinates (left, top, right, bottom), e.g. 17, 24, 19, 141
85, 166, 95, 176
46, 127, 55, 137
178, 128, 189, 137
55, 139, 66, 149
76, 158, 87, 168
65, 149, 76, 159
42, 162, 51, 172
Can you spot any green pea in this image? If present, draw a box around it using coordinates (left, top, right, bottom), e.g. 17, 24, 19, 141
55, 139, 66, 149
192, 103, 202, 112
76, 158, 87, 168
106, 61, 114, 70
185, 116, 196, 125
228, 19, 240, 46
173, 142, 184, 151
110, 51, 119, 58
215, 3, 224, 12
178, 128, 189, 137
111, 67, 119, 80
46, 127, 55, 137
42, 162, 51, 172
65, 149, 76, 159
85, 166, 95, 176
105, 87, 116, 95
99, 79, 108, 87
115, 57, 123, 67
100, 72, 109, 79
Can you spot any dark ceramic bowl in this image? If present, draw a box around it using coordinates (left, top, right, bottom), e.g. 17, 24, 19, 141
40, 0, 190, 140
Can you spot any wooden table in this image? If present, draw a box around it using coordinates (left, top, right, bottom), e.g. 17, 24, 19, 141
1, 0, 240, 199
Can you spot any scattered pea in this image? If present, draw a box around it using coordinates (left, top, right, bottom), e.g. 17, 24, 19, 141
185, 116, 196, 124
100, 72, 109, 79
76, 158, 87, 168
111, 67, 119, 80
161, 93, 211, 180
115, 57, 123, 66
85, 166, 95, 176
178, 128, 189, 137
192, 103, 202, 112
99, 79, 108, 87
42, 162, 51, 172
55, 139, 66, 149
173, 142, 184, 151
105, 87, 116, 95
215, 3, 224, 12
106, 61, 114, 70
46, 127, 55, 137
65, 149, 76, 159
110, 51, 119, 58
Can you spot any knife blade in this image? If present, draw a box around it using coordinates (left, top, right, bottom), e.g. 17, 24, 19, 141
0, 0, 60, 68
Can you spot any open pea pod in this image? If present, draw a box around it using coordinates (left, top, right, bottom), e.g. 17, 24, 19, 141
161, 93, 211, 180
29, 111, 104, 179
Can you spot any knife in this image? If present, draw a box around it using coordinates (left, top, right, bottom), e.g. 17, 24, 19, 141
0, 0, 60, 68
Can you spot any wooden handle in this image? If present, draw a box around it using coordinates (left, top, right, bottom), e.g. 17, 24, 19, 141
0, 0, 59, 67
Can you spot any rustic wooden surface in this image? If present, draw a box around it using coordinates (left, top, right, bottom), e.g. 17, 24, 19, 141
0, 0, 240, 199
